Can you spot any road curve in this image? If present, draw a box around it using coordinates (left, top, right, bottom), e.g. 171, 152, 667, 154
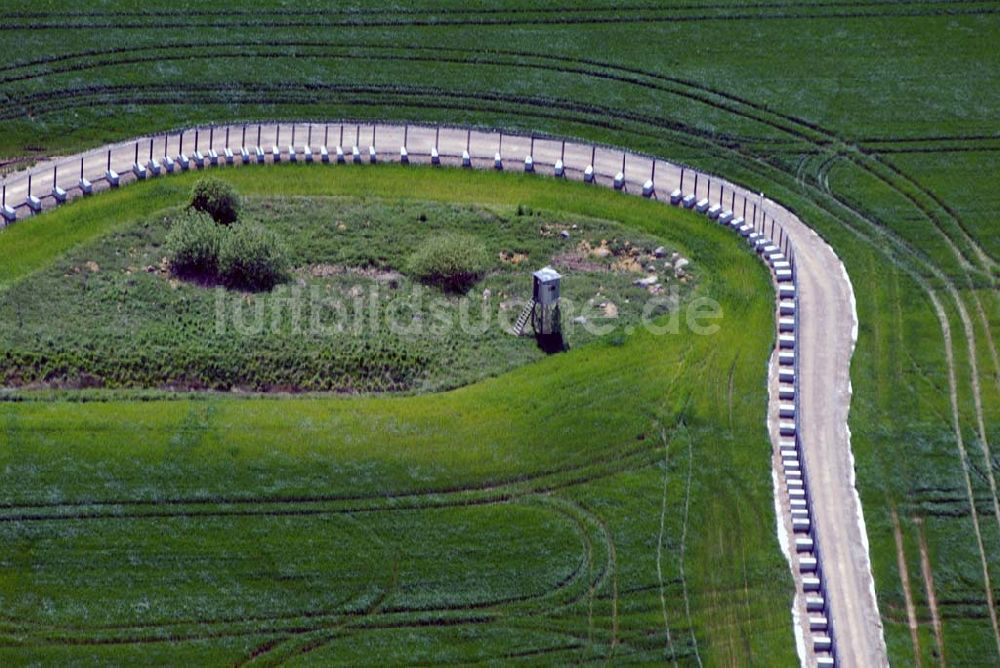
0, 121, 888, 666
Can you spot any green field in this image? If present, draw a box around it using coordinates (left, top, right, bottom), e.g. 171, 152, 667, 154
1, 1, 999, 665
0, 168, 790, 664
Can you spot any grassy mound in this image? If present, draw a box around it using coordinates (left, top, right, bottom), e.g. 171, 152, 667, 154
0, 189, 691, 393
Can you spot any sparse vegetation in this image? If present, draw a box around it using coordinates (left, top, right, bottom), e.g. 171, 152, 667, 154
0, 175, 694, 393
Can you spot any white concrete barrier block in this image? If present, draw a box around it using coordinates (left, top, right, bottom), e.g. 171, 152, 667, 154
224, 148, 234, 165
584, 164, 595, 183
779, 384, 795, 400
288, 145, 297, 163
304, 145, 313, 163
780, 421, 796, 436
239, 147, 250, 163
729, 216, 744, 230
163, 155, 175, 173
1, 204, 16, 222
642, 179, 654, 197
809, 615, 829, 631
800, 556, 819, 573
796, 537, 815, 553
400, 146, 409, 164
494, 152, 503, 170
778, 368, 795, 383
320, 146, 329, 163
813, 635, 832, 652
779, 317, 796, 332
193, 151, 205, 167
271, 146, 281, 163
336, 146, 346, 163
554, 159, 564, 177
718, 210, 734, 224
707, 204, 722, 219
79, 178, 93, 195
780, 300, 796, 316
524, 155, 533, 172
147, 158, 161, 176
462, 150, 471, 168
208, 149, 218, 166
779, 403, 795, 418
105, 169, 120, 187
352, 146, 361, 164
776, 268, 794, 282
803, 576, 821, 592
430, 146, 440, 165
613, 172, 625, 190
132, 163, 147, 180
369, 145, 377, 163
669, 188, 682, 204
52, 186, 68, 203
792, 517, 811, 533
806, 595, 825, 612
26, 195, 42, 213
695, 198, 709, 212
779, 351, 795, 366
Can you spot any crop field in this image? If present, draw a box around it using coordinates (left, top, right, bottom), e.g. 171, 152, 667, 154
0, 0, 998, 665
0, 168, 791, 664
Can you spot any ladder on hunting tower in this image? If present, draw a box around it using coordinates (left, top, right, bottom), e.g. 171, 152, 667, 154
511, 300, 536, 336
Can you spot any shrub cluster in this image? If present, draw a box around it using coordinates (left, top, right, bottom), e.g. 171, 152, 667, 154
167, 181, 288, 290
404, 233, 490, 292
190, 176, 242, 225
218, 223, 290, 292
165, 211, 221, 277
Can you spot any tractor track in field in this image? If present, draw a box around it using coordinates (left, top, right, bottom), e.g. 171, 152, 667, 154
915, 517, 947, 664
5, 39, 995, 276
3, 496, 607, 652
0, 434, 660, 511
4, 0, 994, 21
2, 3, 998, 31
891, 508, 923, 666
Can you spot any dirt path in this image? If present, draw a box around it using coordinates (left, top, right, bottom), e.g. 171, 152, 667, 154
0, 122, 889, 666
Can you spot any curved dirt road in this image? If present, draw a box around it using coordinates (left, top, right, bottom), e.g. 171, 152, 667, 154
0, 122, 888, 666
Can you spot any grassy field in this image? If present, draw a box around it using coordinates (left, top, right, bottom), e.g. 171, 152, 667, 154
0, 1, 998, 664
0, 178, 692, 393
0, 168, 793, 664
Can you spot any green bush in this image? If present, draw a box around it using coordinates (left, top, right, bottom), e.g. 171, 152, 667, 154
190, 176, 241, 225
405, 233, 490, 292
165, 211, 222, 277
218, 222, 290, 291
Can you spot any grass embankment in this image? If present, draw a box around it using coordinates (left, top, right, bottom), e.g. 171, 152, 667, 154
0, 167, 793, 665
